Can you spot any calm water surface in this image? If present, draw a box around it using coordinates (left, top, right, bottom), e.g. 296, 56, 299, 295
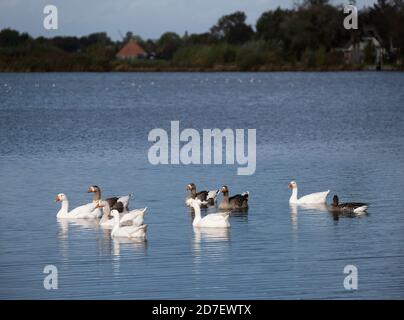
0, 72, 403, 299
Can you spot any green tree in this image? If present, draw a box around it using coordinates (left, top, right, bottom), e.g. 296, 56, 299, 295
362, 0, 404, 59
210, 11, 254, 44
185, 32, 217, 45
80, 32, 112, 48
314, 46, 326, 66
256, 8, 289, 42
0, 28, 30, 46
157, 32, 182, 59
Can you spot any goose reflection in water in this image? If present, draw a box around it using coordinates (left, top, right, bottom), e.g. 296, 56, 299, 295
289, 204, 299, 230
112, 237, 148, 257
289, 203, 329, 229
228, 209, 249, 222
57, 219, 70, 260
192, 227, 230, 258
57, 218, 101, 241
68, 218, 100, 230
111, 237, 147, 276
57, 219, 69, 240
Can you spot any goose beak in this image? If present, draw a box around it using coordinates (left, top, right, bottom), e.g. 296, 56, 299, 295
55, 195, 60, 202
288, 183, 293, 189
87, 186, 93, 193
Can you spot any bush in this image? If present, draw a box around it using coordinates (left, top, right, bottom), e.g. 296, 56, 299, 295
235, 41, 268, 70
172, 44, 237, 68
314, 46, 326, 67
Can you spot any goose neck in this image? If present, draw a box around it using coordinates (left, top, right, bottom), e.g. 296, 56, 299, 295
60, 199, 69, 214
111, 214, 120, 235
290, 187, 298, 202
100, 203, 111, 223
93, 190, 101, 201
192, 205, 202, 225
103, 202, 111, 216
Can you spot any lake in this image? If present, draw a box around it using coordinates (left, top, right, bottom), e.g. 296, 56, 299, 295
0, 72, 403, 299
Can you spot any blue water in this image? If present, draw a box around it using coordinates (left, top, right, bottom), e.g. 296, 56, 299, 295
0, 72, 403, 299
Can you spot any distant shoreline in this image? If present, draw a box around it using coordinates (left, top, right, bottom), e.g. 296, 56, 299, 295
0, 65, 402, 73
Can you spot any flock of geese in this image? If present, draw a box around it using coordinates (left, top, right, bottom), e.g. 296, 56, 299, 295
55, 186, 147, 239
55, 181, 369, 240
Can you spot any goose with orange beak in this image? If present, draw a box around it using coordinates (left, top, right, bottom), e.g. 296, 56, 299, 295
55, 193, 100, 219
288, 180, 329, 204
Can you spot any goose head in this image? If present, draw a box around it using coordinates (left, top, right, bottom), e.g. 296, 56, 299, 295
288, 181, 297, 189
221, 185, 229, 195
332, 195, 339, 206
111, 209, 120, 218
186, 183, 196, 191
87, 185, 100, 193
55, 193, 66, 202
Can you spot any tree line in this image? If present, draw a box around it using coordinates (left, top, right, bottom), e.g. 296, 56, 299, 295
0, 0, 403, 71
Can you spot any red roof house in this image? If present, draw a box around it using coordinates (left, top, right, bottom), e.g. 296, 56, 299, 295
116, 39, 146, 59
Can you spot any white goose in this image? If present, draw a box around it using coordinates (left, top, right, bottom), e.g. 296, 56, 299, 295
55, 193, 101, 219
110, 210, 148, 239
120, 207, 147, 226
96, 200, 147, 228
190, 199, 230, 228
288, 181, 329, 204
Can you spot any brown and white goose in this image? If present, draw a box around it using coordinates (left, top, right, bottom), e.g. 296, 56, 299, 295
219, 185, 249, 210
88, 185, 118, 208
329, 195, 368, 215
87, 185, 133, 210
185, 183, 220, 207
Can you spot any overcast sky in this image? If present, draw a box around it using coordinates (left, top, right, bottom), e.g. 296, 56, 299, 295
0, 0, 377, 40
